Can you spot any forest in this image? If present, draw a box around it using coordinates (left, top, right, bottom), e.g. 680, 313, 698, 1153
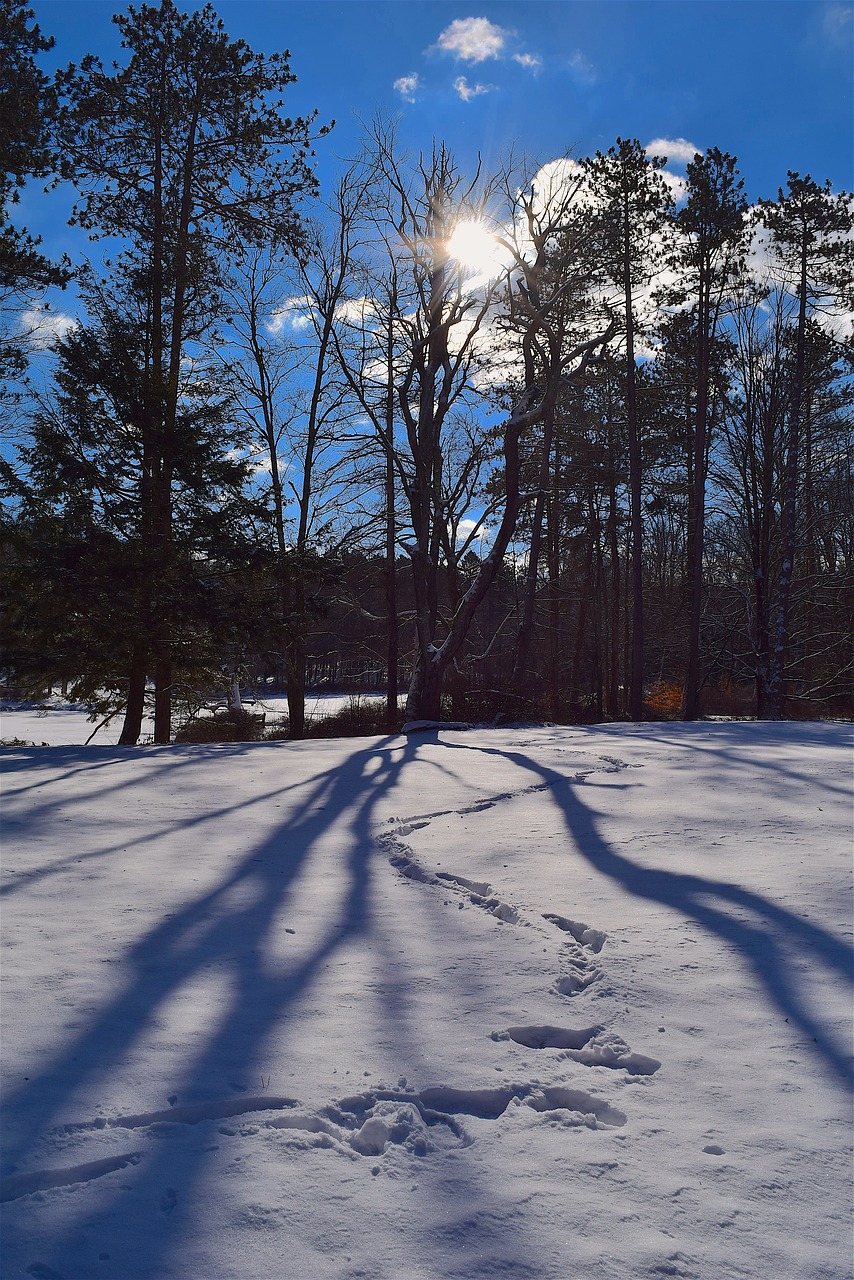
1, 0, 852, 743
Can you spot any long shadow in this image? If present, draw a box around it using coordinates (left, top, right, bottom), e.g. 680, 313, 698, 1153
1, 737, 409, 1274
1, 733, 551, 1280
443, 737, 854, 1092
2, 737, 407, 1147
578, 719, 853, 801
0, 748, 337, 899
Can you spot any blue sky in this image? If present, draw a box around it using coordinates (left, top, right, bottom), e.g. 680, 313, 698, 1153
20, 0, 854, 266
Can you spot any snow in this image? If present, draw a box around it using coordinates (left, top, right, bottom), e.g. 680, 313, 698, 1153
0, 692, 395, 747
0, 721, 851, 1280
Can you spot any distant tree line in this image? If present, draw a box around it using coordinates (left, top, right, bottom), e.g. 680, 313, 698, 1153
1, 0, 852, 742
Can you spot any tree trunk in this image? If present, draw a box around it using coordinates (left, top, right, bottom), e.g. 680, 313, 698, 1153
546, 499, 561, 721
766, 238, 808, 719
384, 355, 399, 732
385, 565, 399, 731
287, 635, 307, 739
153, 649, 172, 744
624, 290, 645, 720
683, 311, 710, 720
606, 439, 621, 718
512, 404, 555, 686
119, 639, 148, 744
405, 651, 443, 722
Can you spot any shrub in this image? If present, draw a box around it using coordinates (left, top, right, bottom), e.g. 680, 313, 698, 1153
174, 707, 266, 743
307, 695, 403, 738
644, 679, 684, 719
261, 716, 290, 740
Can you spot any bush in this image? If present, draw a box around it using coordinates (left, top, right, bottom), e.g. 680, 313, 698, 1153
261, 716, 290, 740
644, 679, 684, 719
306, 695, 403, 738
174, 707, 266, 743
449, 686, 539, 724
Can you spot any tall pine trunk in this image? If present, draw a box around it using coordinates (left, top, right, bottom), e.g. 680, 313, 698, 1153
624, 271, 645, 720
767, 240, 808, 719
606, 436, 621, 718
512, 404, 555, 687
683, 292, 711, 720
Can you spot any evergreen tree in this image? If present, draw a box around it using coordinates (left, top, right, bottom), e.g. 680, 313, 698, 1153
667, 148, 747, 717
10, 269, 257, 726
584, 139, 673, 719
757, 173, 853, 718
54, 0, 326, 741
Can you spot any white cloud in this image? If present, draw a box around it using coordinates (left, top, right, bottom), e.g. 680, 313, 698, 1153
266, 296, 313, 334
646, 137, 700, 167
523, 157, 590, 224
456, 515, 493, 546
512, 52, 542, 72
21, 306, 77, 348
567, 50, 596, 84
660, 169, 689, 203
454, 75, 491, 102
334, 297, 377, 326
438, 16, 508, 63
393, 73, 420, 103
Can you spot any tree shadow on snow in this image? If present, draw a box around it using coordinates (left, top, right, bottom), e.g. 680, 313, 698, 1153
446, 736, 854, 1093
0, 734, 550, 1280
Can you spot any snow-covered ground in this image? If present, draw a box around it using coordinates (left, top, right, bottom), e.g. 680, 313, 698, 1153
0, 692, 395, 747
1, 721, 851, 1280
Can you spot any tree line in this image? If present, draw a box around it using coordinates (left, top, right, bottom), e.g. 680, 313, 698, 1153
1, 0, 852, 742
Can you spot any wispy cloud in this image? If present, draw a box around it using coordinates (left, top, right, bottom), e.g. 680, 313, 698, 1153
437, 16, 508, 63
567, 50, 596, 84
393, 73, 420, 103
646, 137, 700, 166
822, 2, 853, 41
454, 75, 491, 102
512, 52, 542, 72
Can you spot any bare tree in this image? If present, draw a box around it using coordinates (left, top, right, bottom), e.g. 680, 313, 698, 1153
333, 130, 615, 721
213, 164, 371, 735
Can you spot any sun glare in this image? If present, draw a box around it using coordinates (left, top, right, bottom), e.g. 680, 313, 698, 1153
446, 219, 503, 278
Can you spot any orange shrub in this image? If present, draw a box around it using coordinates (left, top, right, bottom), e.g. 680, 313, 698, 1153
644, 679, 684, 719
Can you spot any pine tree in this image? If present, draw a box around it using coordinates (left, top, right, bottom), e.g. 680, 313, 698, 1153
757, 173, 853, 718
668, 148, 747, 718
54, 0, 326, 741
12, 269, 256, 726
584, 139, 673, 719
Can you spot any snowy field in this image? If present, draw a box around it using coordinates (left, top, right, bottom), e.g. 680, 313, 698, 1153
1, 721, 852, 1280
0, 692, 392, 747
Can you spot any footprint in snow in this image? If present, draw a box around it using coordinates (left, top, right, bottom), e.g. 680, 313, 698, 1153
543, 912, 607, 952
553, 967, 601, 996
386, 847, 523, 925
327, 1082, 627, 1135
500, 1025, 661, 1076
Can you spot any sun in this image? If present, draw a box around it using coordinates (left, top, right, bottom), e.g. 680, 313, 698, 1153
446, 219, 504, 278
